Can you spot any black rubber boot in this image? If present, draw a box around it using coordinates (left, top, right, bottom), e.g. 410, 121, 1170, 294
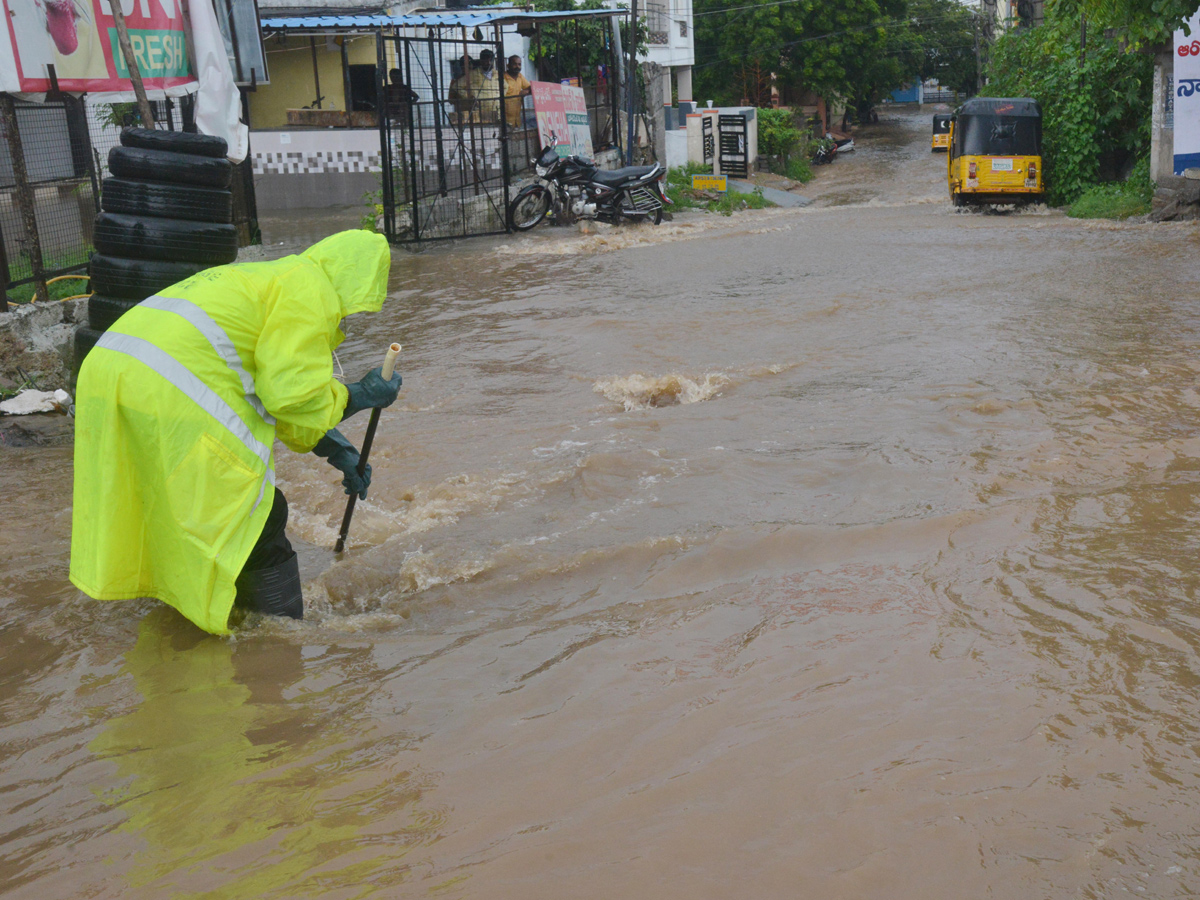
235, 554, 304, 620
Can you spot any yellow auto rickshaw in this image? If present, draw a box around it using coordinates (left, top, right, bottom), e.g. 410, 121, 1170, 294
931, 113, 950, 151
947, 97, 1043, 207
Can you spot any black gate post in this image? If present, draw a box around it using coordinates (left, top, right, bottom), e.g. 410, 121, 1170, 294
496, 23, 511, 232
428, 31, 447, 199
376, 30, 394, 242
404, 36, 420, 241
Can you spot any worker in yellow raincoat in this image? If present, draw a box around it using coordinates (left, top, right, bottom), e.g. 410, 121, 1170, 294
69, 230, 403, 635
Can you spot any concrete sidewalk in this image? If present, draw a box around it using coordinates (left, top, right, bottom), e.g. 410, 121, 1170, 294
728, 179, 812, 207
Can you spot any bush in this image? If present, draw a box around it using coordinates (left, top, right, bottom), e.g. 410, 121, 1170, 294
665, 162, 776, 215
757, 108, 806, 166
1067, 156, 1154, 219
985, 9, 1151, 206
783, 156, 813, 183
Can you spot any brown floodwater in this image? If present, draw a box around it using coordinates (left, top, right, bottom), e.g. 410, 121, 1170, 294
4, 109, 1200, 899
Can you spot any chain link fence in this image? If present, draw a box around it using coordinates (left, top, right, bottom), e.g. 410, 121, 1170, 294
1, 96, 99, 302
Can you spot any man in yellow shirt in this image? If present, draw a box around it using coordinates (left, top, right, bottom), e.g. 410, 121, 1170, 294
450, 50, 501, 123
504, 55, 533, 129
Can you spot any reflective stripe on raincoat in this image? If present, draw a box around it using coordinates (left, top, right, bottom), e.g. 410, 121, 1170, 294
69, 230, 391, 635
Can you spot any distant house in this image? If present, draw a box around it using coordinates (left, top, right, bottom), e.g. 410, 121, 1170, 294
889, 80, 923, 104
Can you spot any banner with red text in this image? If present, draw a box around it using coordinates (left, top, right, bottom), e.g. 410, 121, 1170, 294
0, 0, 194, 94
531, 81, 593, 159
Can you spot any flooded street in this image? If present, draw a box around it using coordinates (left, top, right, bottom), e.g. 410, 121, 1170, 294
6, 108, 1200, 898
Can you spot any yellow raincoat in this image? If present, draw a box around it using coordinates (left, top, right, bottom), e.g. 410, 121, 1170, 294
70, 231, 391, 635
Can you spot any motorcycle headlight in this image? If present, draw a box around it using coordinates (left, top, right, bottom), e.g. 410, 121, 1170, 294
535, 164, 548, 176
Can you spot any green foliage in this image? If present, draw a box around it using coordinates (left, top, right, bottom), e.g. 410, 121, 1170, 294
1067, 156, 1154, 218
664, 162, 777, 215
1080, 0, 1198, 46
6, 273, 91, 304
692, 0, 978, 112
757, 107, 806, 165
985, 0, 1151, 205
509, 0, 642, 83
360, 189, 383, 233
97, 102, 142, 130
693, 0, 909, 109
783, 155, 814, 182
907, 0, 978, 93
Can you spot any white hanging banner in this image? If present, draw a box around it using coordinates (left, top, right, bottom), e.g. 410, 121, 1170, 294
188, 0, 247, 161
1173, 11, 1200, 174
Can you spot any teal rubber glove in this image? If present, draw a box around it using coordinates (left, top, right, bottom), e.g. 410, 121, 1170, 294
342, 366, 403, 421
312, 428, 371, 499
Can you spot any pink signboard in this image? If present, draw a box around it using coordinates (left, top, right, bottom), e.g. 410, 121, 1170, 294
531, 80, 593, 159
2, 0, 194, 93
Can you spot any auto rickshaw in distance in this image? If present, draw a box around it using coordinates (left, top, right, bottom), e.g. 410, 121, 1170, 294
947, 97, 1043, 207
931, 113, 951, 151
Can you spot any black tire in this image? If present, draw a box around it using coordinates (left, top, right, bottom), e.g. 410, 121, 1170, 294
951, 192, 966, 208
87, 294, 142, 331
101, 178, 233, 224
109, 146, 232, 189
508, 185, 551, 231
90, 254, 210, 301
93, 212, 238, 264
74, 325, 105, 369
121, 127, 228, 159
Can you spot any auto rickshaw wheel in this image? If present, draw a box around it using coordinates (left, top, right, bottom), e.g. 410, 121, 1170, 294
951, 192, 967, 208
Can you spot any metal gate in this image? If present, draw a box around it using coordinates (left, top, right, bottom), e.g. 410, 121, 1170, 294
717, 114, 748, 178
377, 30, 515, 244
701, 115, 714, 166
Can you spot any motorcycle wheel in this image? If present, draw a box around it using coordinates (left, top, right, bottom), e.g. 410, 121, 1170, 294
508, 185, 551, 231
624, 205, 663, 226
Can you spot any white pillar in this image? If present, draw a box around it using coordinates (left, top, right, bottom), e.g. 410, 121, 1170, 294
676, 65, 693, 103
660, 67, 674, 106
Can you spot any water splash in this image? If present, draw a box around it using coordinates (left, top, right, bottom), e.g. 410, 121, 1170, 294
594, 372, 730, 410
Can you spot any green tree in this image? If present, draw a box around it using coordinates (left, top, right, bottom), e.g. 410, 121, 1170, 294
905, 0, 978, 93
985, 0, 1152, 204
692, 0, 978, 117
693, 0, 910, 110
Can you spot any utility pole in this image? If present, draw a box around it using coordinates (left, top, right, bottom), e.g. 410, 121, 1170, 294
109, 0, 156, 127
1079, 12, 1087, 67
626, 0, 637, 164
973, 12, 982, 94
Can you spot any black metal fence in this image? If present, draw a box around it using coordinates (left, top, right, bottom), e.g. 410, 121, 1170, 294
377, 18, 621, 244
0, 95, 99, 299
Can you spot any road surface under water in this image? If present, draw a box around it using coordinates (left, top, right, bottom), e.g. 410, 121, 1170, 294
4, 109, 1200, 899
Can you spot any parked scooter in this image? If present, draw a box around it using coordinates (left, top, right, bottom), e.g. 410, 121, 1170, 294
812, 133, 855, 166
507, 145, 671, 230
812, 136, 838, 166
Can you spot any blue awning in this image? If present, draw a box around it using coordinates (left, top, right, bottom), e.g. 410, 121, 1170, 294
261, 8, 621, 30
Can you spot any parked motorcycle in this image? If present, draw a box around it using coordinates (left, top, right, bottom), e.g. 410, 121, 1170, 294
812, 136, 837, 166
507, 145, 671, 231
812, 133, 855, 166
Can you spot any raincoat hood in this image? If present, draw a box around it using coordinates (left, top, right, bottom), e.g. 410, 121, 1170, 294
301, 231, 391, 317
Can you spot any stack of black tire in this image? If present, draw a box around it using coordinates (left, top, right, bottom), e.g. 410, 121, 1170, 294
75, 128, 239, 366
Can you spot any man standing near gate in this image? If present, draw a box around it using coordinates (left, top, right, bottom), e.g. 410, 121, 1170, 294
504, 54, 533, 129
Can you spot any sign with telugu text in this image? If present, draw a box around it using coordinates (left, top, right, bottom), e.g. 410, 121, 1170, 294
1174, 11, 1200, 174
532, 81, 593, 159
1, 0, 194, 93
691, 173, 727, 191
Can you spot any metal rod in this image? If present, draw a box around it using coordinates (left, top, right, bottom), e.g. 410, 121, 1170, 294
109, 0, 155, 127
310, 36, 323, 108
335, 344, 402, 554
